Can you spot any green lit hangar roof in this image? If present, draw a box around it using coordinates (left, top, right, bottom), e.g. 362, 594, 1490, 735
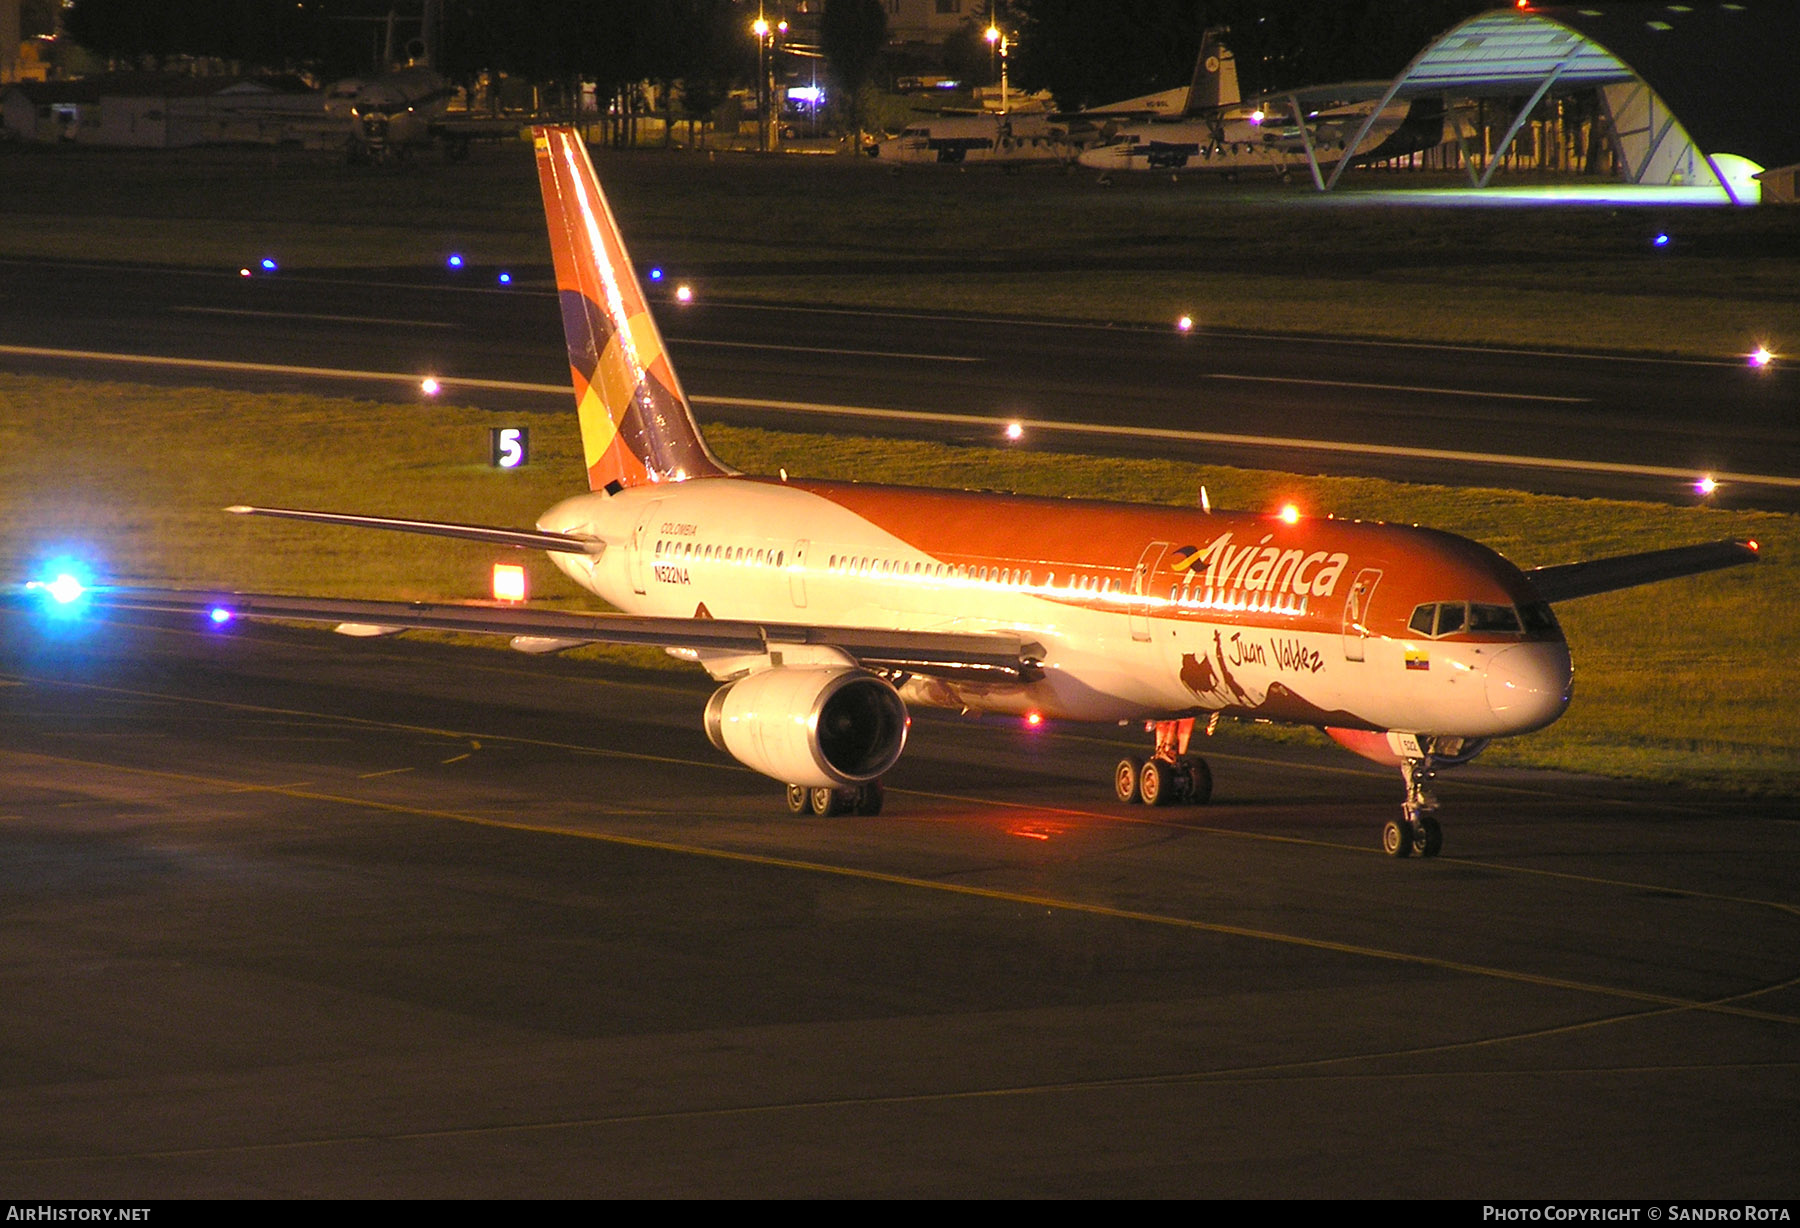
1394, 8, 1639, 96
1326, 2, 1800, 201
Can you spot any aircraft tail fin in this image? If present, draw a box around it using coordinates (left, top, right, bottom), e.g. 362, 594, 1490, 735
1184, 29, 1240, 116
532, 126, 729, 492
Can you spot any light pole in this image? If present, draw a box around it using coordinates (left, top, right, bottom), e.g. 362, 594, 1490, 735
753, 15, 770, 151
984, 20, 1010, 116
752, 12, 787, 152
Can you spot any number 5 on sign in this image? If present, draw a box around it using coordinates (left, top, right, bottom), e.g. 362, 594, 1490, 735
490, 427, 528, 468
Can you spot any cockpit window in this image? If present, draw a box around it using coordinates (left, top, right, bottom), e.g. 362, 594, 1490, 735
1408, 600, 1542, 639
1519, 601, 1560, 635
1468, 603, 1522, 633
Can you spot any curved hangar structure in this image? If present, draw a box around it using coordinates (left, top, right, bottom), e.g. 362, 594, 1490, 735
1322, 2, 1800, 204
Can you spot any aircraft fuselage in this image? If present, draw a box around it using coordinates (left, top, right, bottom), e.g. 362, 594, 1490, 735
538, 478, 1572, 739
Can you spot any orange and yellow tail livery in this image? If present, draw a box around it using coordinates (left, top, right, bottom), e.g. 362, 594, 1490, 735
532, 127, 727, 492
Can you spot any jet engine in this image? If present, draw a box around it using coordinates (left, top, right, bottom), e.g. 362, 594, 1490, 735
1325, 727, 1490, 768
704, 666, 908, 789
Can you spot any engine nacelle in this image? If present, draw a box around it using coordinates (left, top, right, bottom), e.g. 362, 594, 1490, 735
1325, 727, 1491, 768
704, 666, 908, 789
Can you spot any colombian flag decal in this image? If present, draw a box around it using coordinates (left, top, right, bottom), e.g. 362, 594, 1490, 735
1405, 650, 1430, 671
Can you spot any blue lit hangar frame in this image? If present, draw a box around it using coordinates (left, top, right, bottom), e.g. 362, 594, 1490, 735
1313, 2, 1800, 204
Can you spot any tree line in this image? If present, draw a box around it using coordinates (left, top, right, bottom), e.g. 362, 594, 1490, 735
62, 0, 1497, 116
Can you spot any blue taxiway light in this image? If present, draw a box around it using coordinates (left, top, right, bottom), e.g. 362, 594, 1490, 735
260, 258, 278, 272
648, 267, 664, 282
23, 562, 97, 622
447, 253, 465, 269
43, 573, 86, 604
497, 271, 512, 285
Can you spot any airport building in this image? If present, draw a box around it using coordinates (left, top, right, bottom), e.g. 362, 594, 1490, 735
0, 73, 319, 147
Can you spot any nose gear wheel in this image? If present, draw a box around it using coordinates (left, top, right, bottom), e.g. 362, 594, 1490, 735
1387, 756, 1444, 858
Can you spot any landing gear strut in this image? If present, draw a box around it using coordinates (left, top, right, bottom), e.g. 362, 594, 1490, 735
785, 779, 884, 817
1115, 718, 1213, 807
1383, 756, 1444, 858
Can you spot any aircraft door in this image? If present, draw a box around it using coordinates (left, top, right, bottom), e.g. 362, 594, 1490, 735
630, 499, 666, 595
1341, 568, 1382, 661
789, 539, 809, 608
1129, 541, 1171, 642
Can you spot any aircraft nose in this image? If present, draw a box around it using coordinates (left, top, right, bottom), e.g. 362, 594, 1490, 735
1485, 642, 1573, 732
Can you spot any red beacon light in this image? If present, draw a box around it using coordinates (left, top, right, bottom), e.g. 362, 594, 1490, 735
1277, 503, 1302, 525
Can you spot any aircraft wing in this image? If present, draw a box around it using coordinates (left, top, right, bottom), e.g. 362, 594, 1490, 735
1527, 538, 1759, 603
25, 584, 1043, 680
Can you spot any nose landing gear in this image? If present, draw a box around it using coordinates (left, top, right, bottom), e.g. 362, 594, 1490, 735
1384, 756, 1444, 857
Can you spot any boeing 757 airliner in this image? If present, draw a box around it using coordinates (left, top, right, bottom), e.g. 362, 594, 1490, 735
28, 126, 1758, 857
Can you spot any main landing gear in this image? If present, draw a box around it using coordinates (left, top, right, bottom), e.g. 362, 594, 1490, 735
785, 780, 884, 817
1115, 718, 1213, 808
1115, 754, 1212, 806
1383, 756, 1444, 858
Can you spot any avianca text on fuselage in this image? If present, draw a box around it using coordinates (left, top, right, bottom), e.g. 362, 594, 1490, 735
1183, 530, 1350, 600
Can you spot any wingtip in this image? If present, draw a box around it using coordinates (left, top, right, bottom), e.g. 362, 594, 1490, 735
225, 505, 253, 515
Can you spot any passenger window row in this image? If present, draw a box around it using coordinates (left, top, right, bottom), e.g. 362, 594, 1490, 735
826, 554, 1126, 595
1169, 583, 1309, 617
656, 539, 784, 568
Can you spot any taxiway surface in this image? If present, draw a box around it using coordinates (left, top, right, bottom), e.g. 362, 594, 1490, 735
2, 613, 1795, 1197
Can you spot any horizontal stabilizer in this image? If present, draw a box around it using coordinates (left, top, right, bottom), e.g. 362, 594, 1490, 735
1528, 539, 1759, 603
225, 505, 606, 555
